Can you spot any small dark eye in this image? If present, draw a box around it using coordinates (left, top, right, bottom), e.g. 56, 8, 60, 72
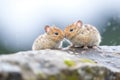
54, 32, 58, 35
70, 29, 73, 32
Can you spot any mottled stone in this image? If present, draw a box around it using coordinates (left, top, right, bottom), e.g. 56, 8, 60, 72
0, 46, 120, 80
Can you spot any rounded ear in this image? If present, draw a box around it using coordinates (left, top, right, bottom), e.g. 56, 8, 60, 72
45, 25, 50, 33
75, 20, 83, 27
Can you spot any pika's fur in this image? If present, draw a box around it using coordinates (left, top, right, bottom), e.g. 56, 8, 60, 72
64, 20, 101, 49
32, 25, 64, 50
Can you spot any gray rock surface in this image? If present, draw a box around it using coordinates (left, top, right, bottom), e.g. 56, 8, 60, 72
0, 46, 120, 80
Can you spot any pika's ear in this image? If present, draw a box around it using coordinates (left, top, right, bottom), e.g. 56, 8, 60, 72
75, 20, 83, 27
45, 25, 50, 33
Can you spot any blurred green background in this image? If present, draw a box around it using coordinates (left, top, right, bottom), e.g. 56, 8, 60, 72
0, 0, 120, 54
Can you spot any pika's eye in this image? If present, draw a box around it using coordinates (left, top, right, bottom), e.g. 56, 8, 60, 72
54, 32, 58, 35
70, 29, 73, 32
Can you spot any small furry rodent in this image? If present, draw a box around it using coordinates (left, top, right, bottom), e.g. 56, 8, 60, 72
64, 20, 101, 49
32, 25, 64, 50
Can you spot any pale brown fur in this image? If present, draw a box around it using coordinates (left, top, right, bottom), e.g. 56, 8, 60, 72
64, 20, 101, 49
32, 25, 64, 50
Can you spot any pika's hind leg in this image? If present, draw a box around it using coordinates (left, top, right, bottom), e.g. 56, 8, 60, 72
92, 45, 97, 49
70, 44, 75, 48
83, 46, 88, 49
92, 45, 101, 50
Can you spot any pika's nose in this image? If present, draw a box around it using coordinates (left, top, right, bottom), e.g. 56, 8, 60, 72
63, 33, 65, 37
64, 34, 66, 38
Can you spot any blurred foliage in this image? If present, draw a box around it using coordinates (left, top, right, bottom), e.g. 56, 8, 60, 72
0, 45, 13, 54
101, 16, 120, 45
62, 39, 70, 48
0, 45, 9, 54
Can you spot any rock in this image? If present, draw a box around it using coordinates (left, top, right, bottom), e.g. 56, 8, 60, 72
0, 46, 120, 80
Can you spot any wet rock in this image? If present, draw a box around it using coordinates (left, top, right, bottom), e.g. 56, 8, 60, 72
0, 46, 120, 80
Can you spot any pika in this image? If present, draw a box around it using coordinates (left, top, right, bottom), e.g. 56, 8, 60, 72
32, 25, 64, 50
64, 20, 101, 49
